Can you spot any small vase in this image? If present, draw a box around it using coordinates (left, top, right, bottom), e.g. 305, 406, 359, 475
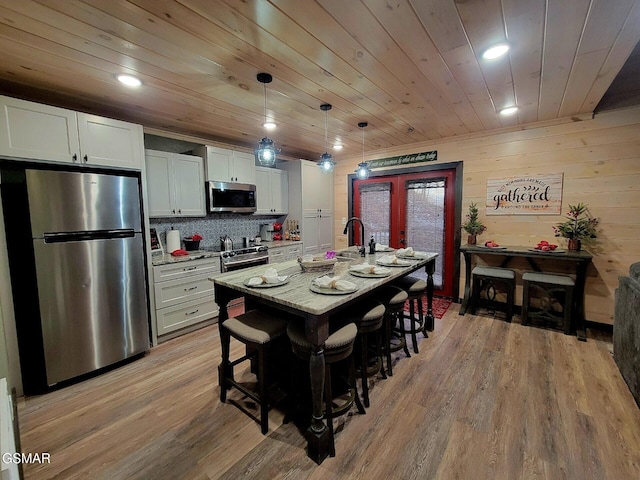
467, 234, 477, 245
567, 238, 581, 251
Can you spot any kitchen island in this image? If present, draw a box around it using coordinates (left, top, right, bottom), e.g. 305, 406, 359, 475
211, 251, 437, 464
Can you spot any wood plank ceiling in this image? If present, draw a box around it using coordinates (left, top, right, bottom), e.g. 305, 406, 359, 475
1, 0, 639, 161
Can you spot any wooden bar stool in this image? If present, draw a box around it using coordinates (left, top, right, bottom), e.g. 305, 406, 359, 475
380, 286, 410, 377
346, 301, 386, 408
470, 266, 516, 322
394, 275, 428, 353
522, 272, 575, 335
218, 310, 289, 434
287, 321, 365, 457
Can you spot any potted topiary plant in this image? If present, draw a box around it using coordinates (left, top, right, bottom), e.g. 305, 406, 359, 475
552, 203, 598, 251
462, 202, 486, 244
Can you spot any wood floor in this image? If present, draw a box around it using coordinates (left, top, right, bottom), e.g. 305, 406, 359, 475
17, 304, 640, 480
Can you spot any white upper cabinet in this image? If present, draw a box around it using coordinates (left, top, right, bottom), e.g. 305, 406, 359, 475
255, 166, 288, 215
285, 159, 334, 255
0, 95, 143, 170
145, 150, 205, 218
195, 145, 256, 184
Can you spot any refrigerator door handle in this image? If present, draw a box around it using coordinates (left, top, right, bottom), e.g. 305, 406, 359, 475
43, 229, 136, 243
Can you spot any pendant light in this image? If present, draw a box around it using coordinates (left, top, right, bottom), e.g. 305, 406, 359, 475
355, 122, 371, 179
254, 73, 280, 167
317, 103, 336, 173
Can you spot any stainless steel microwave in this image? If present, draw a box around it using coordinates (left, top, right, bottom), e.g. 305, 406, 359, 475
206, 181, 256, 214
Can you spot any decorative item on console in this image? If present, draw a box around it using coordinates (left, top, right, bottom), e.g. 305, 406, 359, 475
553, 202, 598, 251
462, 202, 486, 245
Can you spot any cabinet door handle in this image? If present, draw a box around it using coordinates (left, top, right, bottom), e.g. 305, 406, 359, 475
83, 154, 88, 163
172, 209, 176, 214
72, 154, 78, 162
184, 286, 198, 291
178, 209, 182, 214
183, 266, 197, 271
185, 309, 199, 316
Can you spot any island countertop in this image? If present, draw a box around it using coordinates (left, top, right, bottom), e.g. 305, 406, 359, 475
209, 252, 437, 317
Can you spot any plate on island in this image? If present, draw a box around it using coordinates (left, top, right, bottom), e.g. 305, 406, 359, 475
374, 247, 395, 252
396, 252, 429, 259
243, 277, 289, 288
376, 259, 412, 267
477, 245, 507, 250
309, 284, 357, 295
527, 248, 566, 253
349, 270, 391, 278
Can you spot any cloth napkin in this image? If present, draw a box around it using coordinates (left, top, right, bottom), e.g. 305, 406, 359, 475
349, 262, 391, 275
246, 267, 287, 286
313, 275, 357, 291
374, 243, 390, 251
396, 247, 428, 258
377, 254, 400, 264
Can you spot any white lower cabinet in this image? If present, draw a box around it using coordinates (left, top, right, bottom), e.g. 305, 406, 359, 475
153, 257, 220, 336
268, 243, 303, 263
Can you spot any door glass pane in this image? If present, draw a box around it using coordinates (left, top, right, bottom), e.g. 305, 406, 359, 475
405, 180, 445, 289
359, 183, 391, 245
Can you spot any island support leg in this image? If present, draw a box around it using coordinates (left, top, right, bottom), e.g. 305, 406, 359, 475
306, 347, 332, 463
425, 259, 436, 331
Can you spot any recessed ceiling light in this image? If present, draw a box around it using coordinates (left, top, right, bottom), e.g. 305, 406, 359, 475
116, 74, 142, 87
263, 121, 276, 130
499, 106, 518, 116
482, 43, 510, 60
333, 144, 343, 151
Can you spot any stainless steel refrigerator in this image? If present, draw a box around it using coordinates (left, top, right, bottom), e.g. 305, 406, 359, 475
1, 167, 150, 393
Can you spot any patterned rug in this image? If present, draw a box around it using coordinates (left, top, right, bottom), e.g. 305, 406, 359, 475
403, 296, 453, 319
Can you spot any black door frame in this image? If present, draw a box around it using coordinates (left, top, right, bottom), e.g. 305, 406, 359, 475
346, 161, 463, 300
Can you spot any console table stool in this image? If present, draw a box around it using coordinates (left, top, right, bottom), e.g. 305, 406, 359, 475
522, 272, 575, 335
471, 266, 516, 322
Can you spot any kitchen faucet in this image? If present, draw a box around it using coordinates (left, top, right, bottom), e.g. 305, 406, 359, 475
343, 217, 366, 256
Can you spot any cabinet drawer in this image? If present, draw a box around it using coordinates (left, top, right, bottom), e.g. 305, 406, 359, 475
268, 248, 285, 262
154, 273, 214, 309
153, 257, 220, 281
156, 297, 218, 335
287, 245, 303, 257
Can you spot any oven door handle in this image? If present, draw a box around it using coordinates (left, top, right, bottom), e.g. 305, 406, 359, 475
223, 256, 269, 269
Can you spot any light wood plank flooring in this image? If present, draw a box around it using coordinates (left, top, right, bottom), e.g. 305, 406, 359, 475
17, 305, 640, 479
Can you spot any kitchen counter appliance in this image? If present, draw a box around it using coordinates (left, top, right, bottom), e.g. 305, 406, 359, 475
206, 181, 256, 214
220, 245, 269, 272
1, 167, 150, 394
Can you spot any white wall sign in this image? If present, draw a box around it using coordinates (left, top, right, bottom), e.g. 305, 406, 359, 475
486, 173, 563, 215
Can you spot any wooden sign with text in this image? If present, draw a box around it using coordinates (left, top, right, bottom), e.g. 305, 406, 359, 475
367, 150, 437, 169
486, 173, 563, 215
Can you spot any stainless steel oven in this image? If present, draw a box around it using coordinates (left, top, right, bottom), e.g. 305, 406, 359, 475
220, 245, 269, 272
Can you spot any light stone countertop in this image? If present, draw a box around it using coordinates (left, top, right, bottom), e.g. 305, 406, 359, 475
209, 252, 437, 316
151, 250, 220, 266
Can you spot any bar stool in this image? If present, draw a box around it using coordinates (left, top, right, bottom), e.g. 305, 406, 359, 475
470, 266, 516, 322
522, 272, 575, 335
394, 275, 428, 353
218, 309, 289, 434
346, 301, 386, 408
287, 321, 365, 457
380, 286, 410, 377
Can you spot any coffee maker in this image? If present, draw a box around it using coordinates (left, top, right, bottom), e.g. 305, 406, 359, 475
259, 223, 274, 241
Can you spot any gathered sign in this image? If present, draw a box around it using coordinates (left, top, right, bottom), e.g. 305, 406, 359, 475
367, 150, 437, 169
486, 173, 563, 215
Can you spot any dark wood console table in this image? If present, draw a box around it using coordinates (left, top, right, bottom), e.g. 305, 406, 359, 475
459, 245, 593, 341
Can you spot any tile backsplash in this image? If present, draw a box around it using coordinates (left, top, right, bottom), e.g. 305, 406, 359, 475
150, 214, 284, 250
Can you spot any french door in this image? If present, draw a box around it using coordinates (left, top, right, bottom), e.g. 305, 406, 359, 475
353, 169, 457, 297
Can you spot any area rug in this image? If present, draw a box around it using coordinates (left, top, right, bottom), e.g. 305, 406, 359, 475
403, 296, 452, 319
